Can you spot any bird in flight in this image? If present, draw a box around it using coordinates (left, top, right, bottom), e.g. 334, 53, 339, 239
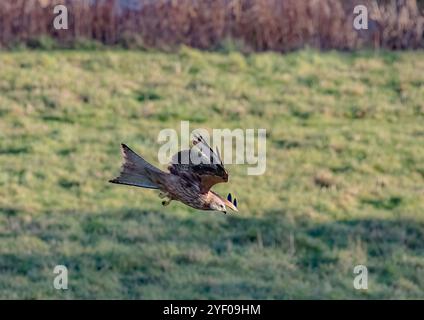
109, 134, 238, 214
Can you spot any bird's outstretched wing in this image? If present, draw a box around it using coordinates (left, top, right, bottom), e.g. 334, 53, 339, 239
168, 134, 228, 193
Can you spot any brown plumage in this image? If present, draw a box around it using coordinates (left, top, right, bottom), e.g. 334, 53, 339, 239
109, 134, 238, 214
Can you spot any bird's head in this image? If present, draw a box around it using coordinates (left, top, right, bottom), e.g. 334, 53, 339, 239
209, 199, 227, 214
209, 192, 238, 214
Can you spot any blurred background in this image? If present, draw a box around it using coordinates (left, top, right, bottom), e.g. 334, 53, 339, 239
0, 0, 423, 299
1, 0, 424, 51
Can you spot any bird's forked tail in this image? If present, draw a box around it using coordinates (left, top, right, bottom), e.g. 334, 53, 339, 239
109, 144, 164, 189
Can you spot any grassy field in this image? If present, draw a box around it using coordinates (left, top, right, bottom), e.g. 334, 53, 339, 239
0, 48, 423, 299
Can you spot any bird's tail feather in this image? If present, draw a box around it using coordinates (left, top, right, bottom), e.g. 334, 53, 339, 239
109, 144, 164, 189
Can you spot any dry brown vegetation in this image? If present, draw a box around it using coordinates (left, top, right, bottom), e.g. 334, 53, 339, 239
0, 0, 423, 51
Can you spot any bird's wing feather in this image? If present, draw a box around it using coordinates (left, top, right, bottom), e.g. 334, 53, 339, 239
192, 133, 223, 166
169, 134, 228, 193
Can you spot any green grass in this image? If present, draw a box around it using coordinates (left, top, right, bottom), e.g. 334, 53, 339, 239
0, 48, 423, 299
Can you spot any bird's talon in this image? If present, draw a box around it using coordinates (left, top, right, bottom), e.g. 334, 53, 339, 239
162, 199, 172, 206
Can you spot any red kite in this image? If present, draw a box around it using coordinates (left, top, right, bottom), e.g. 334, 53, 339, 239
109, 134, 238, 214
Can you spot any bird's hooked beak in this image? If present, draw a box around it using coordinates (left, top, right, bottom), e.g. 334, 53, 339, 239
224, 193, 238, 212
